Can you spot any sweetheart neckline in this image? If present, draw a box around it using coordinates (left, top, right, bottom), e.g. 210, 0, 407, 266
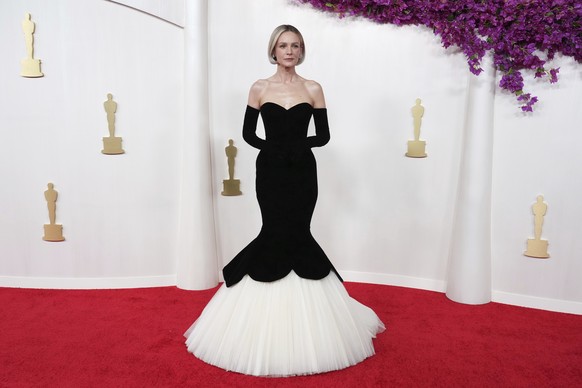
260, 101, 313, 111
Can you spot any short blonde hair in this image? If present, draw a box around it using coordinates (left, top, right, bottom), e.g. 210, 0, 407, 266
268, 24, 305, 65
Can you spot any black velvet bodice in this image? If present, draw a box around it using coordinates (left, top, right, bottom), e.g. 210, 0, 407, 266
222, 103, 342, 287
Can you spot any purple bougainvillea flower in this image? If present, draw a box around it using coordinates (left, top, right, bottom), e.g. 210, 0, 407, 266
297, 0, 581, 112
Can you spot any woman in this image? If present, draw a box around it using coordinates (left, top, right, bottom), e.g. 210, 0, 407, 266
184, 24, 384, 377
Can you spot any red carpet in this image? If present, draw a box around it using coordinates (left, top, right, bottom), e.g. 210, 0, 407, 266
1, 283, 581, 387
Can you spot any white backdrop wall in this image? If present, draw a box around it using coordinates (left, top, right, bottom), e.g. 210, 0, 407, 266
0, 0, 183, 287
1, 0, 581, 314
491, 56, 582, 311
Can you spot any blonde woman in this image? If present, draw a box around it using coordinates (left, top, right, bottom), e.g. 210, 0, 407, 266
184, 25, 384, 377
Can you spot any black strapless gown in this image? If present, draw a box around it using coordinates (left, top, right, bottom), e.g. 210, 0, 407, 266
223, 102, 342, 287
184, 103, 384, 377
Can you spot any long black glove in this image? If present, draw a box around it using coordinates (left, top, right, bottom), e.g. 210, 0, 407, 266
241, 105, 265, 150
286, 108, 330, 162
306, 108, 330, 148
241, 105, 287, 160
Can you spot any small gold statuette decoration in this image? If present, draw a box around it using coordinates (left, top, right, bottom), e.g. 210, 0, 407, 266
21, 13, 43, 78
102, 93, 125, 155
406, 98, 427, 158
43, 183, 65, 242
221, 139, 242, 196
524, 195, 549, 258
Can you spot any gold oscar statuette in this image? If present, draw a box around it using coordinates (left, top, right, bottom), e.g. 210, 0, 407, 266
43, 183, 65, 242
102, 93, 125, 155
406, 98, 427, 158
524, 195, 549, 258
20, 13, 44, 77
221, 139, 242, 196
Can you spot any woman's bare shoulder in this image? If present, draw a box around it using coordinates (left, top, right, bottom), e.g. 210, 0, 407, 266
303, 79, 322, 89
303, 79, 325, 108
248, 79, 269, 107
250, 79, 270, 94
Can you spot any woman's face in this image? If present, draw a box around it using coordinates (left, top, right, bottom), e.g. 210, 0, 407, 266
274, 31, 302, 68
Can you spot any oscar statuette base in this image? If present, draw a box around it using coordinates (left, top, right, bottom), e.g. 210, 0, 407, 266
21, 58, 43, 78
222, 179, 242, 196
102, 137, 125, 155
406, 140, 427, 158
524, 239, 549, 258
43, 224, 65, 242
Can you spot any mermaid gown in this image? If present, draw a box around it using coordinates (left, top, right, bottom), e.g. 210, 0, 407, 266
184, 103, 385, 376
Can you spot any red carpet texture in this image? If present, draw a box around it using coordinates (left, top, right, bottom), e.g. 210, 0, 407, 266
1, 283, 581, 388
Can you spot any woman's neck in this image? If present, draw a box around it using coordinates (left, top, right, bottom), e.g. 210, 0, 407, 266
274, 65, 299, 84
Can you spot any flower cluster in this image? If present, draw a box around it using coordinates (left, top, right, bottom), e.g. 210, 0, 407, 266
297, 0, 581, 112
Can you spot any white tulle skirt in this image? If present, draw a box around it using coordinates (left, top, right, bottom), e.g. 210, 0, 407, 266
184, 271, 385, 377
